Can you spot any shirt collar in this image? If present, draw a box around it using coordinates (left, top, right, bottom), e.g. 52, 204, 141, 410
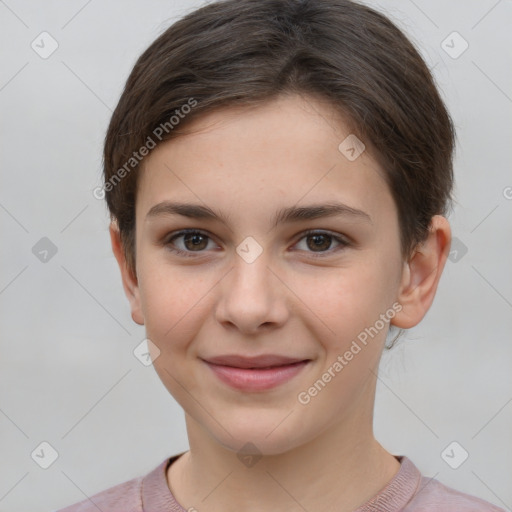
353, 456, 422, 512
141, 453, 421, 511
141, 453, 187, 512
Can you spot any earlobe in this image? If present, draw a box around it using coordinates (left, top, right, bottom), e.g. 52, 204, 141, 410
391, 215, 451, 329
109, 222, 145, 326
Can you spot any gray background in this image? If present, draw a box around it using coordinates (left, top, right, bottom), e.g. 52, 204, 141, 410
0, 0, 511, 510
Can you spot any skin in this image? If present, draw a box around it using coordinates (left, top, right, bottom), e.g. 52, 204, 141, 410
110, 93, 451, 511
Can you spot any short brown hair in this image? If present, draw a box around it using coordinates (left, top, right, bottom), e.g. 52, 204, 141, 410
103, 0, 455, 279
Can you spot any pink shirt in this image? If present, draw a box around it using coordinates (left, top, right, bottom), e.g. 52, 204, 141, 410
55, 453, 505, 511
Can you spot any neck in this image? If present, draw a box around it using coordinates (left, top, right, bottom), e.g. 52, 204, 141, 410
167, 405, 400, 511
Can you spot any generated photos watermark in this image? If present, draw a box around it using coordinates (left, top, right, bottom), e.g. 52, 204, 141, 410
93, 97, 198, 200
297, 302, 403, 405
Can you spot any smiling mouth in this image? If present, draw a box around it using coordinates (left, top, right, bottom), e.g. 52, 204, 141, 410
202, 353, 311, 368
202, 358, 311, 391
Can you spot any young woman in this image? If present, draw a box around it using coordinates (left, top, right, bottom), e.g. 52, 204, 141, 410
57, 0, 505, 510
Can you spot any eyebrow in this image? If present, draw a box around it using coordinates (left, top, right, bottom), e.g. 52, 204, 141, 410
145, 201, 372, 228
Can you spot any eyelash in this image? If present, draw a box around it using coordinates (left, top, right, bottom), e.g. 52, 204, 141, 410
164, 228, 350, 259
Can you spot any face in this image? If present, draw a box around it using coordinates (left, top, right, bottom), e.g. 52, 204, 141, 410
126, 94, 408, 454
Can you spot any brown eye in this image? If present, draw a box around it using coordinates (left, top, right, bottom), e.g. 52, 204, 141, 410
295, 230, 349, 256
182, 232, 208, 251
306, 233, 332, 251
165, 229, 216, 257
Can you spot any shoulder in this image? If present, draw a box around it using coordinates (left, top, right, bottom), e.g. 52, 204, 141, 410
54, 471, 145, 512
405, 474, 506, 512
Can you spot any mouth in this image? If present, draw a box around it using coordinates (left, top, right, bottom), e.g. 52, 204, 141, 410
201, 354, 311, 391
202, 354, 310, 368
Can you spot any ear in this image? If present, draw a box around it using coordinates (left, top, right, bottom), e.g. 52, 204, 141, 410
391, 215, 451, 329
109, 222, 144, 325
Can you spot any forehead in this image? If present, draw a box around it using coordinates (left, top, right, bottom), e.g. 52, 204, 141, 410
136, 94, 396, 228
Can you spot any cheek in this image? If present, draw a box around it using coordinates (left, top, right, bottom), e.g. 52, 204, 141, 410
293, 257, 399, 344
137, 262, 211, 401
137, 254, 212, 351
293, 265, 395, 419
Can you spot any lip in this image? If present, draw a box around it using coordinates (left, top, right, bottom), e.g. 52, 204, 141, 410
203, 354, 308, 369
202, 354, 311, 391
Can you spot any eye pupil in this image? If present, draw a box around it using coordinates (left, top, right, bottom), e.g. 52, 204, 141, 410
307, 234, 331, 251
184, 233, 208, 250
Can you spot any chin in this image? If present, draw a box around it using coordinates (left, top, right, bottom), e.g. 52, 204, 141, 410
206, 413, 309, 457
218, 434, 300, 458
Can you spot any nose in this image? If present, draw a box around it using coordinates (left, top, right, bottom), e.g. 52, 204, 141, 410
214, 248, 289, 335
